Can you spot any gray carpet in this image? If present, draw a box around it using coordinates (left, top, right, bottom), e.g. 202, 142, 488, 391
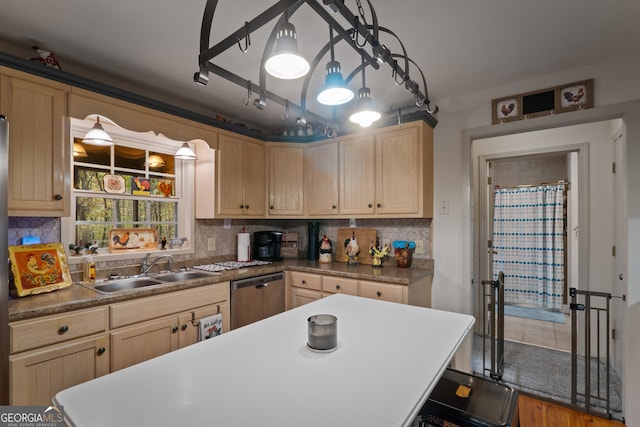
472, 334, 623, 420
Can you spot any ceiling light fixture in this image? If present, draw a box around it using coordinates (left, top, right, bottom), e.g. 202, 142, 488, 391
195, 0, 438, 133
72, 142, 88, 158
349, 58, 381, 128
147, 154, 166, 168
175, 143, 197, 160
82, 117, 113, 146
317, 27, 353, 106
264, 11, 309, 80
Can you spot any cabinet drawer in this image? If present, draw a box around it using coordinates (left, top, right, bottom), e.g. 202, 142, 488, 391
289, 272, 322, 291
10, 307, 108, 354
110, 282, 229, 329
359, 280, 405, 304
322, 276, 358, 295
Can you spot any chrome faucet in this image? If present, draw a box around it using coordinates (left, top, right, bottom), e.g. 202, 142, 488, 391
141, 253, 174, 275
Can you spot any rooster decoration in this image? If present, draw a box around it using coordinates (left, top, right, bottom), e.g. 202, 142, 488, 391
563, 87, 585, 104
500, 102, 515, 117
319, 235, 332, 263
112, 231, 130, 247
30, 46, 61, 70
344, 231, 360, 265
369, 241, 392, 268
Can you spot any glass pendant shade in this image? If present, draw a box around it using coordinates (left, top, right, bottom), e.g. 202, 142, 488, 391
317, 61, 354, 105
175, 142, 197, 160
265, 21, 309, 79
349, 87, 381, 127
147, 154, 166, 168
72, 142, 88, 158
82, 117, 113, 146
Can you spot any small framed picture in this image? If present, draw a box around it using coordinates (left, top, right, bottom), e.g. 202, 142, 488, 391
109, 228, 159, 253
9, 243, 72, 297
131, 177, 151, 196
556, 79, 593, 113
492, 96, 522, 124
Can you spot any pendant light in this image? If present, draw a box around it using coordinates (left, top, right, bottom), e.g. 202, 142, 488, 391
264, 11, 309, 80
175, 142, 197, 160
349, 58, 381, 127
72, 142, 88, 158
82, 116, 113, 146
317, 27, 354, 106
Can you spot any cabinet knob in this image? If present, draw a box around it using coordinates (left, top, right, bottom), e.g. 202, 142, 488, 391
245, 204, 249, 209
336, 285, 341, 290
240, 204, 244, 209
332, 205, 337, 209
172, 326, 179, 333
58, 325, 69, 334
301, 280, 307, 285
181, 323, 188, 331
377, 203, 382, 208
54, 194, 63, 201
97, 347, 106, 355
368, 203, 373, 208
376, 291, 382, 297
270, 205, 274, 209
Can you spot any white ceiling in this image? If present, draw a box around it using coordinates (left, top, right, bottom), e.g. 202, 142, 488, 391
1, 0, 638, 135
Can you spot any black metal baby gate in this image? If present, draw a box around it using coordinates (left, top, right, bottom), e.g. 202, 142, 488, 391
569, 287, 625, 419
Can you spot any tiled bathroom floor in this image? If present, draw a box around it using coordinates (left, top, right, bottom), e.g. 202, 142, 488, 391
503, 312, 572, 352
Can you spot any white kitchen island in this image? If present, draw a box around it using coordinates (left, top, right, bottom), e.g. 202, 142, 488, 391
54, 294, 475, 427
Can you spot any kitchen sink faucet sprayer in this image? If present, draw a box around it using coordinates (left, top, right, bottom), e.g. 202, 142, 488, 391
141, 253, 174, 275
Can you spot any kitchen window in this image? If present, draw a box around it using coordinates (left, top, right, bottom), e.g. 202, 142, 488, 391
62, 117, 195, 262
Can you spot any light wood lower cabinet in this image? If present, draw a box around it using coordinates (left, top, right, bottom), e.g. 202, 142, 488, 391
10, 334, 109, 405
9, 306, 109, 406
287, 271, 431, 310
9, 283, 230, 403
358, 280, 405, 303
109, 283, 229, 371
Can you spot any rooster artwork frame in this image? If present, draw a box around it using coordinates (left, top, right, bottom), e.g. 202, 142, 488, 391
556, 79, 593, 113
9, 243, 72, 296
492, 96, 522, 124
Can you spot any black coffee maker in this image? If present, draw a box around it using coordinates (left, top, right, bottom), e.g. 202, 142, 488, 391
252, 231, 283, 261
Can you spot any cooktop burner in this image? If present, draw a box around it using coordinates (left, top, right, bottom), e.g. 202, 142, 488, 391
193, 260, 272, 272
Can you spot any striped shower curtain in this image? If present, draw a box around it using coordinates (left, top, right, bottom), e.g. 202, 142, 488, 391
492, 184, 565, 309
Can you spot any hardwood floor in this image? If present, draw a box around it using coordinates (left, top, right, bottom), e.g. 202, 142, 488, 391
519, 395, 625, 427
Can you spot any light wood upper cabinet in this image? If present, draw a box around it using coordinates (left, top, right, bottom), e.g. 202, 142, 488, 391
375, 124, 429, 216
268, 144, 304, 216
216, 134, 265, 217
305, 141, 339, 216
339, 121, 433, 218
339, 134, 376, 215
1, 67, 70, 216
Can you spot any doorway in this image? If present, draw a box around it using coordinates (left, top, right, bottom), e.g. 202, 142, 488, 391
487, 153, 574, 351
469, 119, 624, 417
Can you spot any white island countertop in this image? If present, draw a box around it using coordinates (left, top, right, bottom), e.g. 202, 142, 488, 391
54, 294, 475, 427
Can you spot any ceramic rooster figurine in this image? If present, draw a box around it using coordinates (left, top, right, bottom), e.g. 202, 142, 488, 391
319, 235, 332, 263
344, 231, 360, 265
369, 241, 392, 268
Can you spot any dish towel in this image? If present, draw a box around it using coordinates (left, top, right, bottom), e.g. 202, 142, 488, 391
199, 313, 223, 341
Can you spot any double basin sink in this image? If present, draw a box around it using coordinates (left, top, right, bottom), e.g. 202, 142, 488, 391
82, 270, 218, 294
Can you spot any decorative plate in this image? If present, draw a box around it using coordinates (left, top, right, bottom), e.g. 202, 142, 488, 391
9, 243, 72, 297
108, 228, 159, 253
103, 174, 126, 194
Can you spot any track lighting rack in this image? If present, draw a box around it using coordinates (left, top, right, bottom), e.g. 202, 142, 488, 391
195, 0, 438, 133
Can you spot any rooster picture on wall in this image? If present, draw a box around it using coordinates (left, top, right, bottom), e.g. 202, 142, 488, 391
561, 84, 587, 108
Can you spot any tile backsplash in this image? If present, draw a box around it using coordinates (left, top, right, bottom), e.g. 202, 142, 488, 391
8, 216, 432, 268
8, 217, 60, 246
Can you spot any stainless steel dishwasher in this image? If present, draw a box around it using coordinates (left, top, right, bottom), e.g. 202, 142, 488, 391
230, 272, 285, 329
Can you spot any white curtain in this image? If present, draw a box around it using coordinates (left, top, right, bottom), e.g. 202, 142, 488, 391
492, 184, 565, 309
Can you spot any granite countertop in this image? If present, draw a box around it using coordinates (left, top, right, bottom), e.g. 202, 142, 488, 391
8, 260, 433, 322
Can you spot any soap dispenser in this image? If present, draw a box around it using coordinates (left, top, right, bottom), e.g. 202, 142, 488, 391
84, 255, 97, 284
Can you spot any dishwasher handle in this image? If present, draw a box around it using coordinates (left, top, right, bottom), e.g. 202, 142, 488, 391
231, 272, 284, 290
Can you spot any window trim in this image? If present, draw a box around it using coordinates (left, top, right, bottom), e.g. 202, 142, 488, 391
62, 116, 195, 265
